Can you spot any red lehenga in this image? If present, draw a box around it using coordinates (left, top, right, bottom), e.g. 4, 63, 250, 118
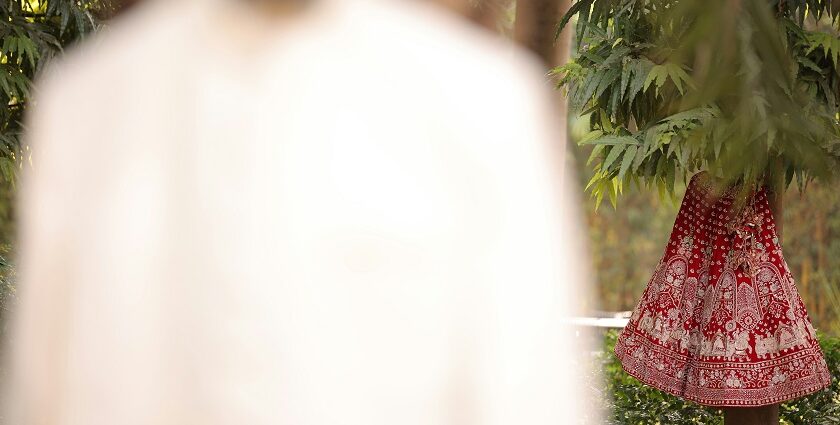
614, 172, 832, 407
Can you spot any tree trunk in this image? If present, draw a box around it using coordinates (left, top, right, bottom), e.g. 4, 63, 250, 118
513, 0, 572, 131
724, 183, 784, 425
724, 404, 780, 425
514, 0, 570, 66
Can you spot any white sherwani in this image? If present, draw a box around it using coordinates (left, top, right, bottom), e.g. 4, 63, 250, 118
9, 0, 593, 424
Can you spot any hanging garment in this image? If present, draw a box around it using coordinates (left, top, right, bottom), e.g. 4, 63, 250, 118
615, 171, 831, 407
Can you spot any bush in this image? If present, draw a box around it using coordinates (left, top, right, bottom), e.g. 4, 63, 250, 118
598, 330, 840, 424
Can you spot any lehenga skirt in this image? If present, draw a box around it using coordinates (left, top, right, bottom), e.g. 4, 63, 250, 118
614, 172, 832, 407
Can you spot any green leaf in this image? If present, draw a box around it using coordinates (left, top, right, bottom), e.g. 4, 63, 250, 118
601, 46, 630, 68
585, 170, 603, 191
609, 83, 622, 116
603, 144, 627, 170
666, 161, 676, 194
642, 123, 667, 155
580, 135, 639, 145
797, 56, 823, 73
556, 0, 592, 39
618, 145, 638, 181
659, 107, 718, 125
580, 50, 606, 65
632, 141, 647, 172
587, 144, 605, 166
1, 37, 11, 56
644, 64, 670, 94
573, 71, 602, 111
628, 58, 653, 101
594, 67, 621, 101
579, 129, 605, 144
0, 73, 14, 98
0, 157, 15, 183
665, 63, 693, 94
60, 6, 71, 34
657, 177, 667, 200
643, 65, 661, 92
620, 61, 632, 100
597, 111, 612, 132
608, 178, 619, 208
594, 184, 605, 210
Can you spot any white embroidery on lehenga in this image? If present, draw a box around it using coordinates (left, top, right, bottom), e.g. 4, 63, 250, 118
613, 173, 831, 406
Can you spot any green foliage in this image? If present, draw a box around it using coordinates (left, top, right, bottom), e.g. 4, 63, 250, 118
0, 245, 14, 351
1, 0, 114, 184
598, 329, 840, 424
555, 0, 840, 206
598, 330, 723, 425
780, 334, 840, 424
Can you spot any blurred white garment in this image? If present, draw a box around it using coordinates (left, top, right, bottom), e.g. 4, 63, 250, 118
9, 0, 593, 424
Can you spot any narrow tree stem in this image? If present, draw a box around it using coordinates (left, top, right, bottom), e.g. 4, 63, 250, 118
724, 404, 779, 425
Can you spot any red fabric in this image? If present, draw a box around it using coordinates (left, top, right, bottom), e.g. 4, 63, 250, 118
615, 172, 832, 407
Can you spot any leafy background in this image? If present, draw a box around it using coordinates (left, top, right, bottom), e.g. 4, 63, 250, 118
556, 0, 840, 206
